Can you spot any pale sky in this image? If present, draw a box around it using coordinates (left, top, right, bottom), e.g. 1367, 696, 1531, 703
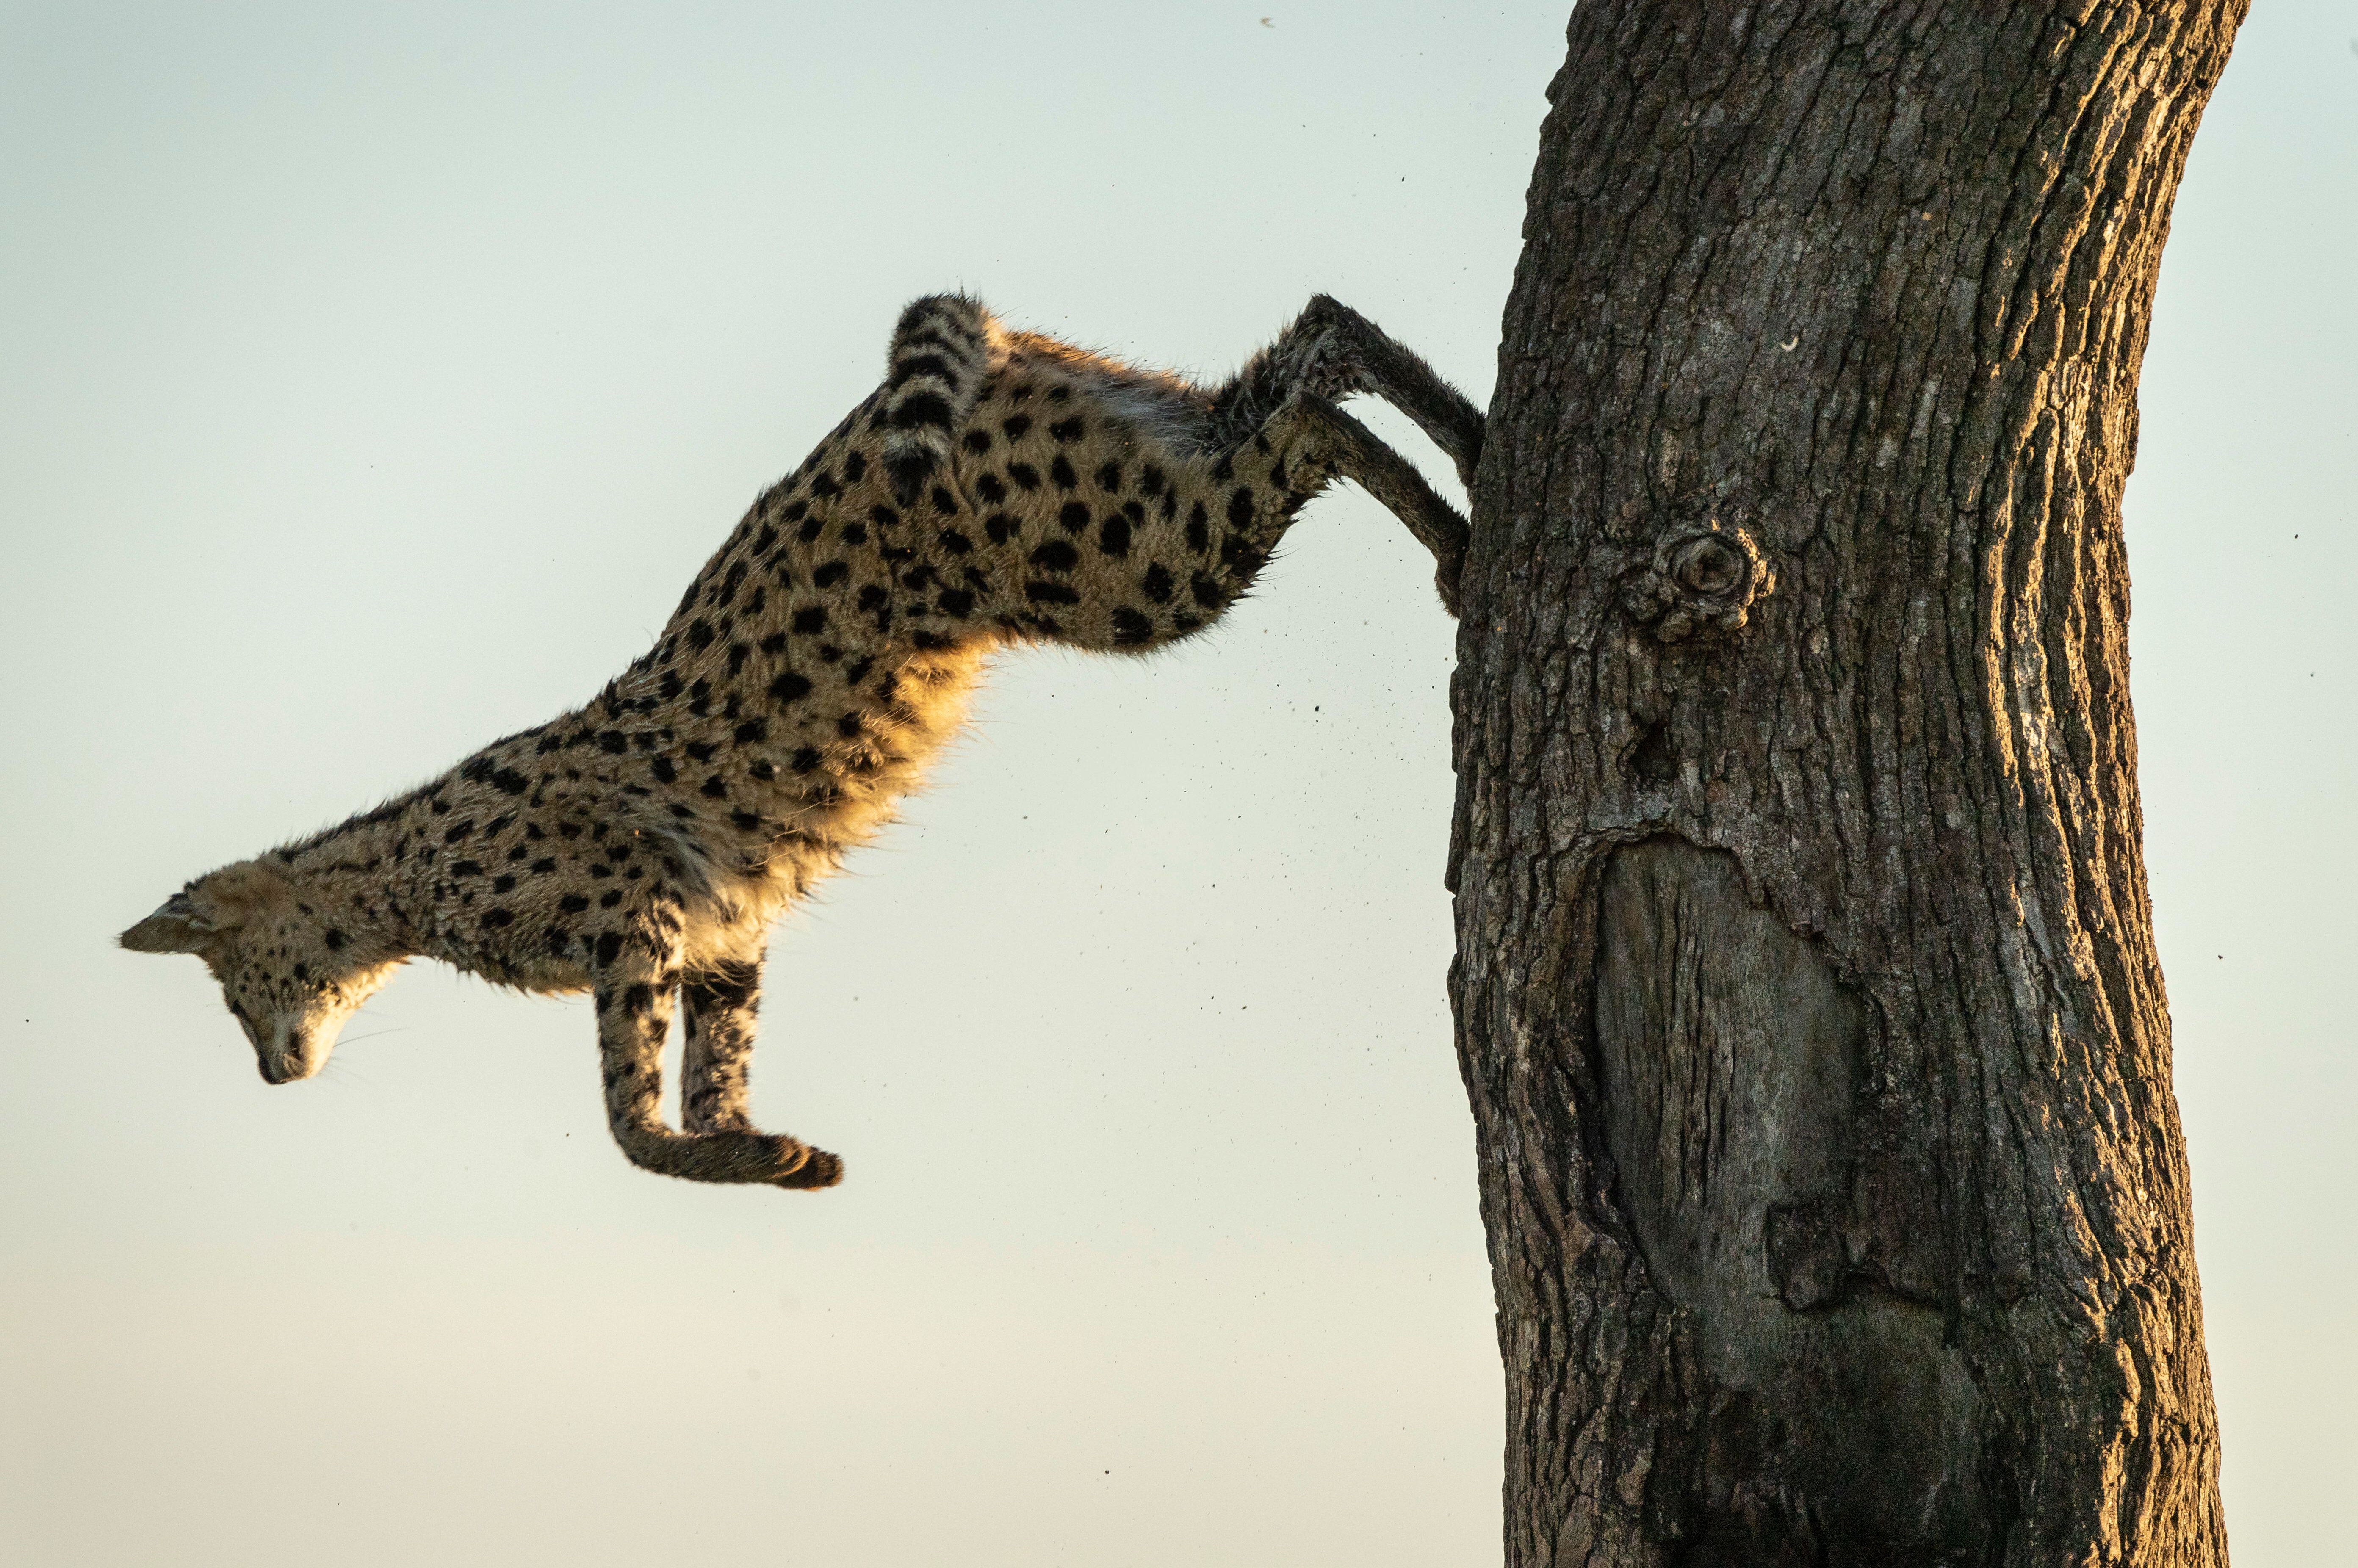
2, 4, 2350, 1564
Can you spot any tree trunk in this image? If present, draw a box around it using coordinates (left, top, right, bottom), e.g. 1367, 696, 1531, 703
1448, 4, 2247, 1564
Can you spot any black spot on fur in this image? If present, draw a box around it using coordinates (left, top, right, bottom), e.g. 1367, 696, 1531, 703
1111, 608, 1152, 645
884, 453, 931, 505
888, 354, 952, 389
891, 392, 954, 430
462, 757, 532, 796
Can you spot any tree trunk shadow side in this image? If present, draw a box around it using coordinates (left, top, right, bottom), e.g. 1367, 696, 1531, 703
1596, 838, 1991, 1566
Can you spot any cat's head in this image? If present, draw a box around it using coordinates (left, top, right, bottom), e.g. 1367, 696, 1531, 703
121, 859, 401, 1083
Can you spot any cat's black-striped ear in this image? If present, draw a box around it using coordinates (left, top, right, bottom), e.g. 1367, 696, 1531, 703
878, 293, 997, 506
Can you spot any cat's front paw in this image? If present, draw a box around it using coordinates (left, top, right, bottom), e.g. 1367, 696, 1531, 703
772, 1143, 844, 1190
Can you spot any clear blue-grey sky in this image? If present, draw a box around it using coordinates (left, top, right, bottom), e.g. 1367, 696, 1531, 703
2, 4, 2350, 1564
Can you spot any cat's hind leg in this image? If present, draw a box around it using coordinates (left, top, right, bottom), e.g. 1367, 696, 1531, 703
1260, 391, 1469, 612
1207, 296, 1486, 491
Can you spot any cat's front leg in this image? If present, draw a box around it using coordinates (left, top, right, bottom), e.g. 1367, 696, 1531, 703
681, 956, 761, 1134
593, 937, 839, 1189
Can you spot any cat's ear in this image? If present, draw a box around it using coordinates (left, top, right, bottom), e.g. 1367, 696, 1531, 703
122, 860, 285, 954
120, 893, 217, 956
195, 859, 288, 921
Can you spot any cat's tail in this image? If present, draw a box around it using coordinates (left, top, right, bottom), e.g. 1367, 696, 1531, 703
877, 293, 1001, 506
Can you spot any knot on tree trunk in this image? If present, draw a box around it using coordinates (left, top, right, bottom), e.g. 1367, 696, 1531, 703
1622, 515, 1775, 642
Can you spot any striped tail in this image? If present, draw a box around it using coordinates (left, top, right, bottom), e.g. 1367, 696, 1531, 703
878, 293, 999, 505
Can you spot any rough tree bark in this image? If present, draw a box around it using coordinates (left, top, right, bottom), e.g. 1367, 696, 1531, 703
1447, 4, 2247, 1564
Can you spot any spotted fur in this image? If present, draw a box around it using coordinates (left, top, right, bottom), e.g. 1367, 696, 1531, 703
122, 293, 1483, 1190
